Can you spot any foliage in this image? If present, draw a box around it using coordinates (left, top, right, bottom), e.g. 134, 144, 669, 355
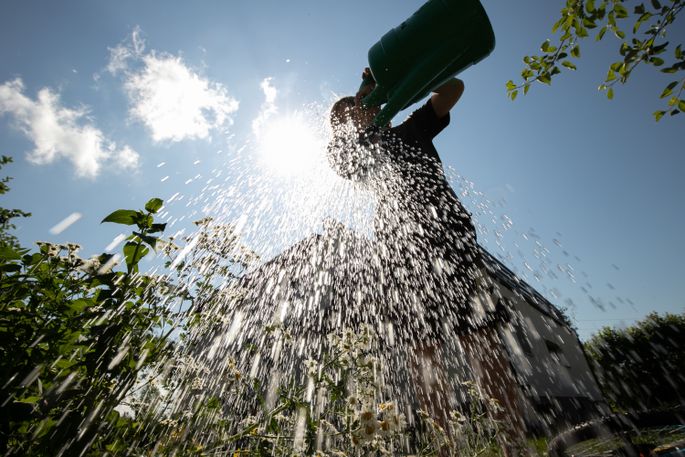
0, 156, 30, 248
110, 325, 502, 457
0, 160, 503, 456
583, 312, 685, 411
506, 0, 685, 121
0, 196, 182, 455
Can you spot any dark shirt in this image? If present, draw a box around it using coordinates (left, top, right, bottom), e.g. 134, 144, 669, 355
327, 99, 480, 337
375, 99, 477, 263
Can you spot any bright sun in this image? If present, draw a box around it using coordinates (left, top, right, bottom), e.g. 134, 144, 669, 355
257, 113, 324, 177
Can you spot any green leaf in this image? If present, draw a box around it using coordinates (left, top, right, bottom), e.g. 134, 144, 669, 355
149, 223, 167, 234
17, 396, 40, 404
69, 299, 91, 313
634, 12, 652, 34
540, 40, 551, 52
650, 57, 664, 66
133, 231, 159, 251
615, 30, 626, 39
679, 100, 685, 112
506, 80, 516, 91
523, 84, 530, 95
613, 4, 628, 18
537, 74, 552, 85
650, 0, 661, 10
571, 45, 581, 58
510, 90, 518, 101
133, 213, 154, 230
607, 87, 615, 100
123, 242, 150, 272
0, 263, 21, 273
102, 209, 138, 225
660, 81, 678, 98
0, 245, 23, 260
676, 45, 683, 60
606, 69, 617, 82
651, 42, 669, 55
562, 60, 577, 70
596, 26, 607, 41
144, 198, 164, 214
587, 0, 596, 13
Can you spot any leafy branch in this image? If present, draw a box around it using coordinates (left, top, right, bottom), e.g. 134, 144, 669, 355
506, 0, 685, 121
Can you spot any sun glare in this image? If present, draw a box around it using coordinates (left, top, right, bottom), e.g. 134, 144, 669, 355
257, 113, 324, 177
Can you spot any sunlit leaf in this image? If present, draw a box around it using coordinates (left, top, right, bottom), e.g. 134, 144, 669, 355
614, 4, 628, 18
660, 81, 678, 98
562, 60, 577, 70
144, 198, 164, 214
537, 74, 552, 85
101, 210, 138, 226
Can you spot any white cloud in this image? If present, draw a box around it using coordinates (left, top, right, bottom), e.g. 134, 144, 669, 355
108, 28, 239, 143
252, 77, 278, 137
0, 78, 139, 178
107, 26, 145, 76
125, 54, 239, 142
116, 145, 140, 169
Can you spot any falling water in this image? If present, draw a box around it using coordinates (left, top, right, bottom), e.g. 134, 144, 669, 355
7, 99, 661, 457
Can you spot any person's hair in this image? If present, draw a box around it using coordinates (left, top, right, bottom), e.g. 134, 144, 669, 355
329, 96, 355, 126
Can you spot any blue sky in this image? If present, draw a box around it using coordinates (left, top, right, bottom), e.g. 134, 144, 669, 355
1, 0, 683, 339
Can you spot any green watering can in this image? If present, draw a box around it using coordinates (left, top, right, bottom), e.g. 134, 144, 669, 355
361, 0, 496, 127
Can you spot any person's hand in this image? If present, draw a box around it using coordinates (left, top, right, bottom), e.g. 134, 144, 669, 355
355, 67, 376, 106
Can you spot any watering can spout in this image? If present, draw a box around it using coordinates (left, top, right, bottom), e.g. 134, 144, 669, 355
361, 0, 495, 126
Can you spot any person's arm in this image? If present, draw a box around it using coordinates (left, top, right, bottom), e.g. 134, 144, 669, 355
430, 78, 465, 119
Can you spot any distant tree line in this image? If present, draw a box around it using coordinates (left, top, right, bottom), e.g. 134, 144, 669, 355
584, 311, 685, 412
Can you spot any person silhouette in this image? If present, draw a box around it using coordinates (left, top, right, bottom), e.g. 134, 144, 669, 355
327, 68, 529, 456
